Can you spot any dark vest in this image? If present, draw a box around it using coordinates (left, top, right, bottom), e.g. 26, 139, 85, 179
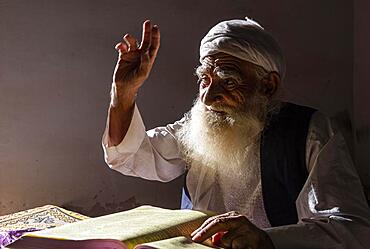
181, 102, 316, 227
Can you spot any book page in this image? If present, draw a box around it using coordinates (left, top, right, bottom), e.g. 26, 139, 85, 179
123, 216, 208, 248
136, 236, 215, 249
23, 206, 211, 249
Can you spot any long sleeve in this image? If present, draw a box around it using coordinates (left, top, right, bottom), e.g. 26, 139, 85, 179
102, 104, 187, 182
266, 112, 370, 249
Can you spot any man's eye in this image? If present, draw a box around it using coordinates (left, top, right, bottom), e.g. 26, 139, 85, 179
198, 76, 211, 87
224, 79, 237, 89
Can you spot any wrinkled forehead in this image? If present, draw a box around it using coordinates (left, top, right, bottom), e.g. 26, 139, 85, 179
200, 53, 263, 75
201, 53, 242, 70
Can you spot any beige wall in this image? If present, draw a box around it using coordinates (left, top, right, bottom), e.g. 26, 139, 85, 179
0, 0, 363, 216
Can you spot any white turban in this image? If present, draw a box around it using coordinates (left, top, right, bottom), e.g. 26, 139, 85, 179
200, 18, 285, 79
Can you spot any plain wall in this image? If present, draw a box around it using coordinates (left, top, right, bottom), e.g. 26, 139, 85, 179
0, 0, 363, 216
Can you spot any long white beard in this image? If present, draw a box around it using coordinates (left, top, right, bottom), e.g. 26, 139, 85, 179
177, 96, 268, 174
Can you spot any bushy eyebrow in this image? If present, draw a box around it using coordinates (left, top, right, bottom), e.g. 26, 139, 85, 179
213, 67, 243, 82
195, 65, 211, 77
195, 64, 244, 86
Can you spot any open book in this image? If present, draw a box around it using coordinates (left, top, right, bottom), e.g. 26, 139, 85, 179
8, 206, 215, 249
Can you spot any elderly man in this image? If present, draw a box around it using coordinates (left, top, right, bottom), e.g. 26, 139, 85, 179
102, 19, 370, 248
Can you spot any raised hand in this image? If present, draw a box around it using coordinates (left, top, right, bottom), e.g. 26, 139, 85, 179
191, 211, 275, 249
113, 20, 160, 96
108, 20, 160, 146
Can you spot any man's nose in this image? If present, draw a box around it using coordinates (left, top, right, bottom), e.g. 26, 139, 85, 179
202, 81, 225, 106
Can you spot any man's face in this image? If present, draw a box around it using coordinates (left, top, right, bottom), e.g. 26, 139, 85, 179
177, 53, 271, 169
196, 53, 264, 114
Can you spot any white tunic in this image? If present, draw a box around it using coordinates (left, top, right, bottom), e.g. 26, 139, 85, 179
102, 104, 370, 249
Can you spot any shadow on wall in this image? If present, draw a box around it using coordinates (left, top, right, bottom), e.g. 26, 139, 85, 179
355, 125, 370, 206
356, 125, 370, 145
63, 196, 137, 217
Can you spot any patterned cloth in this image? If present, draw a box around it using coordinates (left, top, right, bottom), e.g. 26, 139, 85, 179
0, 205, 89, 248
0, 228, 40, 249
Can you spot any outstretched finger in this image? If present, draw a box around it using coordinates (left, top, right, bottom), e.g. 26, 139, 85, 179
139, 20, 152, 51
124, 34, 139, 51
149, 24, 160, 58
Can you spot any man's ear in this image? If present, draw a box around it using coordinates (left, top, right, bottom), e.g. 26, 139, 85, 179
260, 71, 281, 98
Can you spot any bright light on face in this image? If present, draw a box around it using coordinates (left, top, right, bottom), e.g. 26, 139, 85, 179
196, 64, 244, 92
176, 95, 267, 171
195, 54, 271, 113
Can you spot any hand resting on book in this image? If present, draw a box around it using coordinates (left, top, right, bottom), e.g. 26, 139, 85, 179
191, 211, 275, 249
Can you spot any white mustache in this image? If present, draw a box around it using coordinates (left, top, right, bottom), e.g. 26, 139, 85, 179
205, 104, 235, 115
